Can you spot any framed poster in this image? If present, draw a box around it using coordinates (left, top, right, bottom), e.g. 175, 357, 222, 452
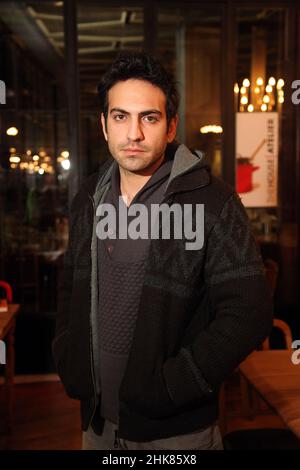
236, 112, 278, 207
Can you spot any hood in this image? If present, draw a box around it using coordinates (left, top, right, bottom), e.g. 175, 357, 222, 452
165, 142, 210, 196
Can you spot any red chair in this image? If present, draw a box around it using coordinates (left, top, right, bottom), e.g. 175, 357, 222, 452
0, 279, 16, 433
0, 280, 13, 303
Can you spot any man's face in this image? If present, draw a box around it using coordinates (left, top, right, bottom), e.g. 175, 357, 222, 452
101, 79, 178, 175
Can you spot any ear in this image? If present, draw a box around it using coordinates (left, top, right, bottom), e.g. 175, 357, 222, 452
101, 113, 108, 141
167, 115, 179, 143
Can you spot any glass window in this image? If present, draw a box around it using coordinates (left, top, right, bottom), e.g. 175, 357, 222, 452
235, 8, 286, 242
0, 1, 68, 312
156, 6, 223, 177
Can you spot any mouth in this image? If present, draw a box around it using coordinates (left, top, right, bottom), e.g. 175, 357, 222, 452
122, 148, 145, 153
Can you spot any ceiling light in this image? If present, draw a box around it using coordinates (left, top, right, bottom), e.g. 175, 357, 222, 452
6, 127, 19, 136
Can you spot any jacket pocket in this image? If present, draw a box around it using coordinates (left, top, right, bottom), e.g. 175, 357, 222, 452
119, 356, 179, 420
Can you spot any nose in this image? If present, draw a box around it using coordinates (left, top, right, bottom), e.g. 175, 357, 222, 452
127, 117, 144, 142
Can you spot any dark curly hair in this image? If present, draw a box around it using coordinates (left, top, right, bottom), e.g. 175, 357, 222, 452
97, 51, 179, 130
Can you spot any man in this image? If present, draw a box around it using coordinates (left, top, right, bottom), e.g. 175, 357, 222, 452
52, 52, 273, 450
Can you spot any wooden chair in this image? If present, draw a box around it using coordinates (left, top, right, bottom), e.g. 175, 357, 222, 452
240, 318, 293, 419
262, 319, 293, 351
0, 280, 13, 303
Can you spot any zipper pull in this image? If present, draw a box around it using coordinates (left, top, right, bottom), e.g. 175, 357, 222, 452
113, 429, 119, 449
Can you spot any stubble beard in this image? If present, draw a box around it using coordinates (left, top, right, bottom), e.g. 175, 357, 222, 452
111, 145, 166, 176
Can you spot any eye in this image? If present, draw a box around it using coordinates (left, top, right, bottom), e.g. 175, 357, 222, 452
143, 115, 158, 123
113, 114, 126, 121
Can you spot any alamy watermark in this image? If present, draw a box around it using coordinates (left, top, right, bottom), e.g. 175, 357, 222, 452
291, 340, 300, 365
96, 197, 205, 250
291, 80, 300, 105
0, 80, 6, 104
0, 340, 6, 365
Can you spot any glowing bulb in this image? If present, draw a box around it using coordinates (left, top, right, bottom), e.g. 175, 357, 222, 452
263, 95, 270, 103
61, 150, 69, 159
33, 155, 39, 161
9, 155, 20, 163
277, 79, 284, 89
240, 86, 247, 95
247, 104, 254, 112
234, 83, 239, 94
61, 159, 70, 170
278, 96, 284, 104
38, 168, 45, 175
266, 85, 273, 93
6, 127, 19, 136
200, 125, 223, 134
242, 78, 250, 87
241, 96, 248, 105
268, 77, 276, 86
261, 104, 267, 111
256, 77, 264, 86
254, 87, 260, 94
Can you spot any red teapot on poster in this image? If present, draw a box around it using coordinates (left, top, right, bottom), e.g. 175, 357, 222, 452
236, 139, 266, 193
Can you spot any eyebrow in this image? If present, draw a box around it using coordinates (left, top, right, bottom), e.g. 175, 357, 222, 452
110, 108, 162, 117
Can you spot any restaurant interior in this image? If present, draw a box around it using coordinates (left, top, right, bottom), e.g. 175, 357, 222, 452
0, 0, 300, 451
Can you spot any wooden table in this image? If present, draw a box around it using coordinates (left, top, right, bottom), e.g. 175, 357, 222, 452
239, 350, 300, 439
0, 304, 20, 432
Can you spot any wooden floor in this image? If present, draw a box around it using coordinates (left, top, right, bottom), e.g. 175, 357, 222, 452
0, 381, 81, 450
0, 375, 285, 450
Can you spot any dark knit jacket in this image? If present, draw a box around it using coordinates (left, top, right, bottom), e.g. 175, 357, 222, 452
52, 143, 273, 442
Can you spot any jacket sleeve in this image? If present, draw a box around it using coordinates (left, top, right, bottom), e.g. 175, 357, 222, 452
163, 192, 274, 407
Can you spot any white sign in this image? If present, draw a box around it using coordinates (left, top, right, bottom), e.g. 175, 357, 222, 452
236, 112, 278, 207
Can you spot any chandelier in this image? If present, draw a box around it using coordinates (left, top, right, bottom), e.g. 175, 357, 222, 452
234, 77, 284, 112
8, 148, 70, 174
